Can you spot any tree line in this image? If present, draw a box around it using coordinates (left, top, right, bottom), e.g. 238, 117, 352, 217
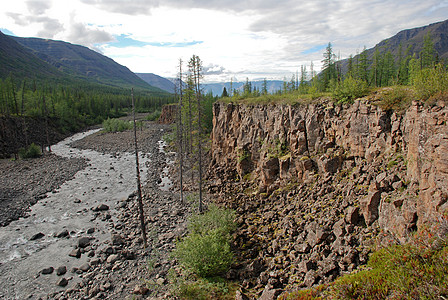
228, 32, 447, 103
0, 77, 175, 132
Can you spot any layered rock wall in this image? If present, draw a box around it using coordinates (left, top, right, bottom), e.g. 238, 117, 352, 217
210, 99, 447, 241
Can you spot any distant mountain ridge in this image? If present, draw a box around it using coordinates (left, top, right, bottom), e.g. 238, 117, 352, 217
136, 73, 175, 93
11, 35, 159, 90
203, 80, 284, 97
0, 31, 68, 82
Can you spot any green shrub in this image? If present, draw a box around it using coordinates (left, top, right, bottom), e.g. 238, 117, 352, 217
19, 143, 42, 158
411, 63, 448, 100
102, 118, 132, 132
187, 204, 237, 237
378, 86, 413, 111
173, 204, 236, 278
331, 76, 369, 103
146, 110, 161, 121
174, 229, 234, 278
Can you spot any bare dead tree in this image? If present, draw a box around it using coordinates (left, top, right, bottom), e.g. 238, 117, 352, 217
132, 88, 147, 248
177, 58, 185, 204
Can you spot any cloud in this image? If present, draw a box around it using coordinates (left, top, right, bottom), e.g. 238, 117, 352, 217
67, 21, 114, 50
80, 0, 159, 15
203, 64, 226, 75
26, 0, 51, 15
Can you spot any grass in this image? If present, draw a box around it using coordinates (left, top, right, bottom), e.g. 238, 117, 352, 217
102, 118, 132, 132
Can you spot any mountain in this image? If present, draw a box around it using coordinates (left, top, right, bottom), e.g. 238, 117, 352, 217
340, 19, 448, 72
0, 31, 68, 82
203, 80, 284, 97
9, 35, 163, 91
136, 73, 175, 93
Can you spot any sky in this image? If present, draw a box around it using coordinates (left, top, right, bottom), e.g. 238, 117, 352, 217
1, 0, 448, 83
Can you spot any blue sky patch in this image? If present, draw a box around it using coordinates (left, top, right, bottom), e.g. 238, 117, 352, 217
1, 28, 16, 36
302, 44, 326, 55
110, 34, 203, 48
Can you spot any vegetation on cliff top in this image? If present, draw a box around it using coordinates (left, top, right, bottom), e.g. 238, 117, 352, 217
220, 33, 448, 110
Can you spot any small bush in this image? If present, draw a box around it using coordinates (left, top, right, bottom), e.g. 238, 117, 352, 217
331, 76, 369, 103
174, 229, 234, 278
188, 204, 237, 238
411, 63, 448, 100
173, 204, 236, 278
378, 86, 413, 111
102, 118, 132, 132
19, 143, 42, 158
146, 110, 161, 121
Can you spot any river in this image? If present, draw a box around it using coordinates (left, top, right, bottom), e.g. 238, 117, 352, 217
0, 129, 150, 299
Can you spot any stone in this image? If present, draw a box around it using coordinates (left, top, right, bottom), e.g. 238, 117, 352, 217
78, 237, 91, 248
111, 234, 124, 245
56, 266, 67, 276
41, 267, 54, 275
333, 219, 346, 237
303, 270, 317, 287
156, 278, 165, 285
87, 228, 95, 234
69, 248, 81, 258
361, 190, 382, 225
30, 232, 45, 240
345, 207, 360, 225
93, 204, 109, 211
56, 230, 69, 238
79, 263, 90, 272
259, 286, 282, 300
133, 284, 149, 295
107, 254, 119, 264
235, 289, 250, 300
56, 277, 68, 287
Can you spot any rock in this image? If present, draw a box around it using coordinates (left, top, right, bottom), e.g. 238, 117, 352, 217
361, 190, 382, 225
235, 289, 249, 300
41, 267, 54, 275
303, 270, 317, 287
56, 266, 67, 276
56, 277, 69, 287
259, 286, 282, 300
93, 204, 109, 211
156, 278, 165, 285
69, 248, 81, 258
345, 207, 360, 225
56, 229, 69, 238
78, 237, 91, 248
333, 219, 346, 237
30, 232, 45, 240
107, 254, 119, 264
111, 234, 124, 245
133, 284, 149, 295
87, 228, 95, 234
79, 263, 90, 272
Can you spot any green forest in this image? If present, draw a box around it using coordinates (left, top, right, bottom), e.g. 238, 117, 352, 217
0, 78, 175, 132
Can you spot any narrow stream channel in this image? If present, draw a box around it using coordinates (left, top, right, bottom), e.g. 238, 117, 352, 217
0, 129, 149, 299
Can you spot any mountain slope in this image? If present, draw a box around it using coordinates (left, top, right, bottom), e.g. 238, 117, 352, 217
0, 31, 68, 82
340, 19, 448, 72
11, 35, 162, 91
136, 73, 175, 93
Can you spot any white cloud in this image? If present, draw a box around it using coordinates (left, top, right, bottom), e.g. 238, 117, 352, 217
1, 0, 447, 82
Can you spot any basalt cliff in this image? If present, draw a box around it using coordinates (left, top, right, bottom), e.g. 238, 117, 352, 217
206, 98, 448, 295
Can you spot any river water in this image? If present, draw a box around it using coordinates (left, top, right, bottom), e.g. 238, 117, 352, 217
0, 129, 150, 299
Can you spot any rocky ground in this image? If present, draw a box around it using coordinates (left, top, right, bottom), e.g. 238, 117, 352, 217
1, 121, 194, 299
0, 154, 87, 226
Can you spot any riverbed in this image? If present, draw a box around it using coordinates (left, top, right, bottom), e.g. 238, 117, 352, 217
0, 129, 151, 299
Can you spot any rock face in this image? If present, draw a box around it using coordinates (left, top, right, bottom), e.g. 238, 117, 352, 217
207, 99, 447, 291
157, 104, 177, 124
